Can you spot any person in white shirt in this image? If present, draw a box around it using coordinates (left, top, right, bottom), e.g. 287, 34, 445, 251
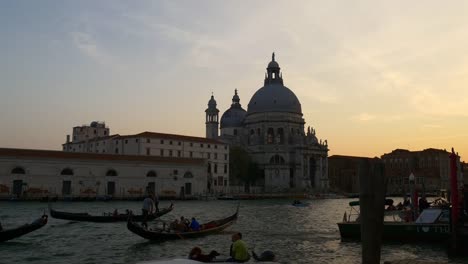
142, 194, 155, 228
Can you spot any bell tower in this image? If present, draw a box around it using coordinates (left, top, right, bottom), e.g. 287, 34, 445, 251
205, 94, 219, 139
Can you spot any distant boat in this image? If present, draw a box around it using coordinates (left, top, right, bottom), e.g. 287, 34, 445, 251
50, 204, 173, 223
1, 215, 48, 242
292, 200, 310, 207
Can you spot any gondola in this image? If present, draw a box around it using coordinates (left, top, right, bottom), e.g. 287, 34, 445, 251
0, 215, 48, 242
127, 206, 239, 241
49, 204, 173, 223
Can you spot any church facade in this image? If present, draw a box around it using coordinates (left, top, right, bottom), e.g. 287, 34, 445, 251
205, 54, 329, 192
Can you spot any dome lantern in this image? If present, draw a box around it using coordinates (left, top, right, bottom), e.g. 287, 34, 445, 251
265, 52, 283, 86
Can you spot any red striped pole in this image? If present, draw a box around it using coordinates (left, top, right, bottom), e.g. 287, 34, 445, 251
450, 148, 459, 226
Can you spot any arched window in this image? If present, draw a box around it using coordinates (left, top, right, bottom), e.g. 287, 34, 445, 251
267, 128, 274, 144
11, 167, 25, 174
146, 170, 157, 177
269, 155, 285, 164
106, 169, 118, 176
184, 171, 194, 178
277, 128, 284, 144
61, 168, 74, 176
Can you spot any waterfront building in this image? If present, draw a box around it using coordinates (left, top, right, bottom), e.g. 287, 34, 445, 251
63, 124, 230, 194
381, 148, 462, 194
328, 155, 370, 194
207, 54, 329, 192
0, 148, 205, 200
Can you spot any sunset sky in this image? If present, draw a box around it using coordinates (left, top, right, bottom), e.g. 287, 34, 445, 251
1, 1, 468, 160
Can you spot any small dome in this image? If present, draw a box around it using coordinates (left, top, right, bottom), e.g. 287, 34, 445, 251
268, 60, 279, 69
220, 108, 246, 128
208, 95, 217, 107
205, 94, 219, 114
221, 89, 246, 128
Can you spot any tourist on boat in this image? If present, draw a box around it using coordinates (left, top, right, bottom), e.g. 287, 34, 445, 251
395, 202, 404, 210
419, 196, 430, 213
386, 200, 397, 211
403, 197, 410, 207
189, 217, 201, 231
227, 232, 250, 262
189, 246, 220, 262
142, 193, 155, 228
180, 216, 190, 227
169, 219, 179, 231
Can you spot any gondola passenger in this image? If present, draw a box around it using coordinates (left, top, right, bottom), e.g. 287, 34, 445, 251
190, 217, 201, 231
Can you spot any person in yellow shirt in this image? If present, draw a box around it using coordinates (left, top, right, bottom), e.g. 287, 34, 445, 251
228, 232, 250, 262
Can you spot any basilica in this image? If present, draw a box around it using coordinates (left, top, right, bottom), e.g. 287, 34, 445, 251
205, 54, 329, 192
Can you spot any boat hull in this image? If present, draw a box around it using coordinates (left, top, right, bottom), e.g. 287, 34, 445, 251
127, 210, 238, 241
50, 206, 173, 223
338, 222, 450, 242
0, 215, 48, 242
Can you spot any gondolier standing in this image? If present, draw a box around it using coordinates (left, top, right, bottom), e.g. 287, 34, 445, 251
142, 193, 155, 228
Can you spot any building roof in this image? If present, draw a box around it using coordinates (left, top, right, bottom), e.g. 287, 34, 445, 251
329, 155, 374, 160
64, 134, 119, 145
117, 132, 226, 144
0, 148, 205, 165
64, 132, 226, 145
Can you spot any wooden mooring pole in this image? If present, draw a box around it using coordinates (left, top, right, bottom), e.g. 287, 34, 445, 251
360, 158, 385, 264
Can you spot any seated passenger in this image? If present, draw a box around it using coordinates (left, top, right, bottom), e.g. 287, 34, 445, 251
190, 217, 201, 231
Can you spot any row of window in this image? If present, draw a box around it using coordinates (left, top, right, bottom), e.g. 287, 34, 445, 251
207, 163, 228, 174
68, 141, 229, 152
10, 167, 194, 178
118, 139, 227, 150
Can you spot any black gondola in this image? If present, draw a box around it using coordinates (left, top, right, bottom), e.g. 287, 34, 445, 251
127, 206, 239, 241
49, 204, 173, 223
0, 215, 48, 242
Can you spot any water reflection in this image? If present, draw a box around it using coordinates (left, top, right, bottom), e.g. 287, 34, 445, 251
0, 199, 462, 263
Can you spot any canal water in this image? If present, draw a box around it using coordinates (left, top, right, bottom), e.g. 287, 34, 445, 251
0, 199, 465, 264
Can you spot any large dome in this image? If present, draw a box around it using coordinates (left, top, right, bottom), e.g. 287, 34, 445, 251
221, 89, 247, 128
247, 53, 302, 115
247, 84, 302, 114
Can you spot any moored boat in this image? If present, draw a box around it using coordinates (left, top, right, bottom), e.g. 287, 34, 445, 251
338, 201, 451, 242
0, 215, 48, 242
50, 204, 173, 223
127, 206, 238, 241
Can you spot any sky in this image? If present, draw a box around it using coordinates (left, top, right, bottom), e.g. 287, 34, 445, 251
1, 1, 468, 161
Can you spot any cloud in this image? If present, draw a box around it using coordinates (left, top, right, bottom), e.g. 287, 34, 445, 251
70, 31, 120, 69
351, 113, 376, 122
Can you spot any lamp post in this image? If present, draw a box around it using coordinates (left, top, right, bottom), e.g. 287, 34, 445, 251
409, 173, 416, 220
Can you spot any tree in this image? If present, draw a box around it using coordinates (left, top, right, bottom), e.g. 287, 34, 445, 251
229, 146, 263, 192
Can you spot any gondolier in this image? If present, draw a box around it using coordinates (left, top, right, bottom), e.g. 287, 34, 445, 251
142, 193, 156, 228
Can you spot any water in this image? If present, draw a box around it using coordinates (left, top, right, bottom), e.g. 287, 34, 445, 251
0, 199, 465, 264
